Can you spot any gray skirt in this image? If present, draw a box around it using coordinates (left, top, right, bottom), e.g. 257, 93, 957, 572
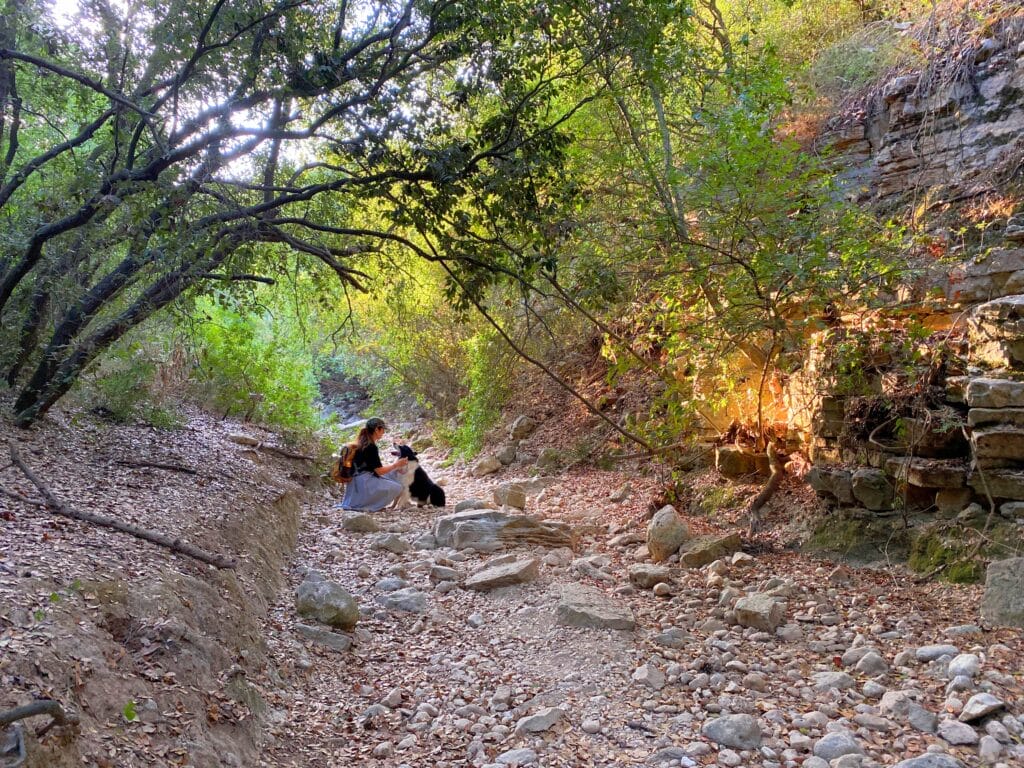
341, 470, 404, 512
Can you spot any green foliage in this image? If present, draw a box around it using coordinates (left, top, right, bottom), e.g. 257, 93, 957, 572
445, 330, 513, 458
187, 296, 320, 432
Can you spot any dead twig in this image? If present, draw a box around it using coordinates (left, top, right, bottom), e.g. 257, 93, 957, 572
114, 459, 198, 475
8, 444, 236, 569
0, 699, 79, 739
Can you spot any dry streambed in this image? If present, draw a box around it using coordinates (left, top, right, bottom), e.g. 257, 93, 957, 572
257, 465, 1024, 768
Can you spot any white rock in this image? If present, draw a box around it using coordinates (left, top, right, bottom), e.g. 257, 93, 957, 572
916, 644, 959, 662
948, 654, 981, 679
960, 693, 1005, 723
496, 747, 538, 766
812, 730, 863, 761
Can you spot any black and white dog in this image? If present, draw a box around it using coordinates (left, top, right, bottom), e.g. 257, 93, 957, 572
391, 443, 446, 507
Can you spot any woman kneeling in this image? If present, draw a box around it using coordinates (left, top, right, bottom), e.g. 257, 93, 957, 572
341, 418, 408, 512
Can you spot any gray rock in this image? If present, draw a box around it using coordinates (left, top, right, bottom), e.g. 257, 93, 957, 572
375, 577, 407, 592
494, 482, 527, 509
466, 558, 539, 590
496, 747, 538, 766
412, 533, 438, 550
429, 565, 459, 583
515, 706, 563, 734
938, 718, 979, 745
948, 654, 981, 679
981, 557, 1024, 628
812, 671, 857, 692
374, 587, 427, 613
959, 693, 1005, 722
852, 468, 894, 511
369, 533, 411, 554
812, 730, 863, 761
555, 583, 636, 630
293, 623, 352, 652
734, 593, 786, 631
633, 663, 666, 690
891, 757, 966, 768
495, 442, 519, 465
341, 513, 380, 532
509, 415, 538, 440
966, 378, 1024, 409
806, 465, 855, 504
855, 651, 889, 677
534, 447, 562, 473
716, 445, 758, 477
628, 564, 672, 589
700, 714, 762, 750
295, 577, 359, 630
433, 508, 572, 550
472, 456, 503, 477
979, 734, 1003, 762
907, 702, 939, 733
802, 759, 829, 768
679, 531, 742, 568
646, 505, 689, 562
653, 628, 691, 649
454, 498, 489, 513
916, 644, 959, 662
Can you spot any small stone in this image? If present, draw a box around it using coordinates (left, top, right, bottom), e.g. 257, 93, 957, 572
938, 718, 979, 745
582, 718, 601, 734
979, 735, 1003, 762
812, 730, 863, 761
734, 593, 786, 631
811, 671, 856, 692
959, 693, 1005, 723
802, 759, 829, 768
515, 707, 563, 734
891, 756, 967, 768
717, 748, 741, 767
496, 747, 538, 766
633, 663, 666, 690
908, 702, 939, 733
917, 644, 959, 662
700, 714, 762, 750
855, 652, 889, 677
948, 654, 981, 679
653, 582, 672, 596
862, 681, 886, 699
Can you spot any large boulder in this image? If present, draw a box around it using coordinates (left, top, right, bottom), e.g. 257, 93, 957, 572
295, 576, 359, 630
555, 583, 635, 630
980, 557, 1024, 627
433, 509, 573, 551
466, 558, 539, 591
647, 505, 689, 563
679, 531, 742, 568
716, 446, 758, 478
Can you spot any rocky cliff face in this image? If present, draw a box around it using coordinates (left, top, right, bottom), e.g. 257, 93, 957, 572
793, 22, 1024, 582
824, 18, 1024, 304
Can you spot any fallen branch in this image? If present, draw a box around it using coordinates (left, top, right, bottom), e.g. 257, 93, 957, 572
8, 445, 235, 569
0, 699, 79, 737
115, 459, 198, 475
227, 434, 314, 461
0, 486, 45, 507
747, 443, 785, 535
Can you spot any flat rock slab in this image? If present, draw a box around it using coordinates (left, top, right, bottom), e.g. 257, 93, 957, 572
969, 468, 1024, 500
294, 623, 352, 652
433, 509, 573, 551
884, 458, 967, 488
627, 564, 672, 589
466, 558, 539, 591
555, 583, 636, 630
679, 531, 742, 568
966, 377, 1024, 409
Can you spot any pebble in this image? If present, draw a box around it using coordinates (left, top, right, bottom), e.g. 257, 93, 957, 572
581, 718, 601, 734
